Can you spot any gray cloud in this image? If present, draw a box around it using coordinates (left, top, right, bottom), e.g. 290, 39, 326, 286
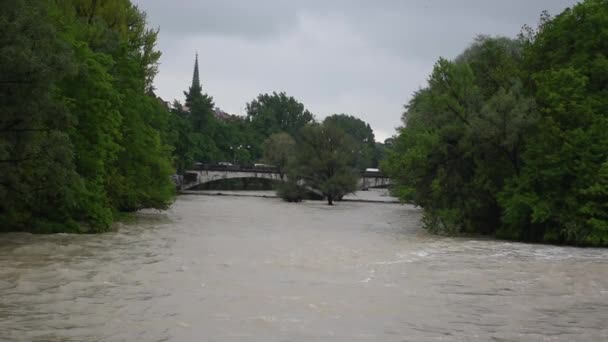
135, 0, 578, 141
139, 1, 298, 39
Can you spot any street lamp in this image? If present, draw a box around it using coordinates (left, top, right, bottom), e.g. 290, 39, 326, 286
230, 144, 252, 166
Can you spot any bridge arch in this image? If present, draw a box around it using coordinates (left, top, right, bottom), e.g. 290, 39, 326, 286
181, 169, 285, 190
178, 167, 390, 193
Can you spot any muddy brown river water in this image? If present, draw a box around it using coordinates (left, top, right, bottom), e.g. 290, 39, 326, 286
0, 191, 607, 341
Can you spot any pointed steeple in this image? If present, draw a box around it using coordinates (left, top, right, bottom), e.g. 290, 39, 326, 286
191, 52, 201, 90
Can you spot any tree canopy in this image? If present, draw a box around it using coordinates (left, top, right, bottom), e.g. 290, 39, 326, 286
288, 123, 359, 205
384, 0, 608, 246
0, 0, 174, 232
262, 132, 295, 178
323, 114, 377, 170
246, 92, 314, 138
499, 0, 608, 245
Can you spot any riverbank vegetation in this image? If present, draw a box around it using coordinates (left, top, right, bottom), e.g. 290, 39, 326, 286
5, 0, 602, 246
0, 0, 381, 232
384, 0, 608, 246
1, 0, 175, 233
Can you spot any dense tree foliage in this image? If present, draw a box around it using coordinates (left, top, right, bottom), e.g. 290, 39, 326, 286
0, 0, 79, 231
384, 0, 608, 246
287, 123, 359, 205
323, 114, 376, 170
170, 90, 321, 172
170, 99, 257, 170
262, 132, 295, 178
0, 0, 174, 232
178, 72, 220, 165
499, 0, 608, 245
246, 92, 314, 139
276, 180, 307, 203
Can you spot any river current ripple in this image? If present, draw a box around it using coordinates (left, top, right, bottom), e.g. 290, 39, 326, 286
0, 191, 607, 341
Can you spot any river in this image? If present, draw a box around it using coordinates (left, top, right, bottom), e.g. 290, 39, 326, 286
0, 191, 607, 341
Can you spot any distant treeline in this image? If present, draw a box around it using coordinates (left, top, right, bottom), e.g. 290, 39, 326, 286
383, 0, 608, 246
0, 0, 384, 233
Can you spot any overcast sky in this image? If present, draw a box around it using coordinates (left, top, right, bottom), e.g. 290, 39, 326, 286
135, 0, 578, 141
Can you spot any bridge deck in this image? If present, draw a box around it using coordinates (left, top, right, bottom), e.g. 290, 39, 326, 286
188, 166, 386, 178
176, 167, 390, 191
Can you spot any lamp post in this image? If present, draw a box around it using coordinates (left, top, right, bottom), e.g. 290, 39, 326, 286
230, 146, 238, 165
230, 144, 251, 166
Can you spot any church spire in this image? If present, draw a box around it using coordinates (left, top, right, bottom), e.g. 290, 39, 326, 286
191, 52, 201, 90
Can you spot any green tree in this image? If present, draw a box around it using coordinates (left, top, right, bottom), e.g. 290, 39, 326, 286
499, 0, 608, 245
262, 132, 295, 178
0, 0, 79, 231
288, 123, 358, 205
60, 43, 123, 229
213, 118, 257, 166
246, 92, 314, 138
115, 2, 176, 211
384, 37, 537, 235
1, 0, 176, 232
60, 0, 174, 229
185, 86, 215, 135
108, 94, 175, 212
385, 2, 608, 246
276, 180, 306, 203
323, 114, 376, 170
168, 101, 196, 172
456, 35, 524, 98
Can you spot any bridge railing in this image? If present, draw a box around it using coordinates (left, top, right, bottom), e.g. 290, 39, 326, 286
190, 164, 280, 174
362, 171, 386, 178
188, 165, 386, 178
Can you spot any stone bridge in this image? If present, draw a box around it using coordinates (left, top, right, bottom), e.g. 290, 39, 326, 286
177, 167, 390, 191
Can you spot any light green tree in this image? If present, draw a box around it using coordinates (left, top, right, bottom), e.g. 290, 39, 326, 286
262, 132, 295, 178
288, 123, 358, 205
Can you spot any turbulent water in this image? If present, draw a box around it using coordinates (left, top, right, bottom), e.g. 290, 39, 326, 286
1, 191, 607, 341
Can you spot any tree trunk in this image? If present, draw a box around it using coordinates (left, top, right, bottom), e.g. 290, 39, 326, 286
327, 195, 333, 205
